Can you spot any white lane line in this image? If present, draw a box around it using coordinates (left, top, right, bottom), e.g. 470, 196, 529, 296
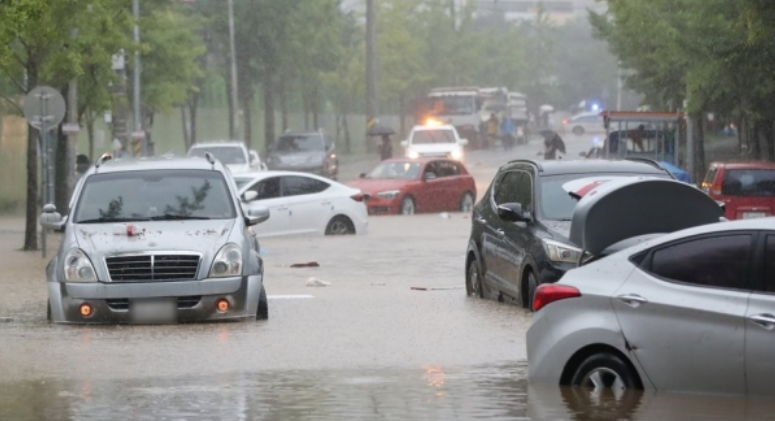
268, 294, 315, 300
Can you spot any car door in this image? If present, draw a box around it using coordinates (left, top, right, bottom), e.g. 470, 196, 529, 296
480, 170, 528, 299
745, 232, 775, 396
417, 161, 446, 213
243, 177, 290, 236
280, 175, 331, 235
612, 233, 753, 395
497, 171, 535, 300
439, 160, 464, 210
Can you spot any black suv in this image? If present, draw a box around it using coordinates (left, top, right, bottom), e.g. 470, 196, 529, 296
465, 159, 673, 309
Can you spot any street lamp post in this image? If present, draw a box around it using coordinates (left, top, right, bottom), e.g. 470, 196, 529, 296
228, 0, 240, 141
133, 0, 144, 156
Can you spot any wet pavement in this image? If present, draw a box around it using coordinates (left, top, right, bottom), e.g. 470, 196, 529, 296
2, 138, 770, 420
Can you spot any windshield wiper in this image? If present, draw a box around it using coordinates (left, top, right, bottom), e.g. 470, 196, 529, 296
77, 217, 150, 224
149, 214, 212, 221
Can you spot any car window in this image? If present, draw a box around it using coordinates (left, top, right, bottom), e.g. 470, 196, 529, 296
248, 177, 281, 200
188, 146, 246, 165
761, 235, 775, 294
275, 135, 324, 153
434, 161, 460, 178
282, 176, 330, 197
366, 161, 422, 179
74, 170, 236, 222
494, 171, 531, 208
424, 162, 439, 178
647, 234, 752, 290
721, 169, 775, 196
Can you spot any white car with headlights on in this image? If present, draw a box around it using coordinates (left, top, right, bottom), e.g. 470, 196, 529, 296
401, 123, 468, 161
40, 153, 271, 324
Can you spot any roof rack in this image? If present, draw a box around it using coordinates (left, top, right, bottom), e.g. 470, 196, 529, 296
204, 151, 217, 168
623, 157, 662, 168
506, 158, 543, 172
94, 152, 113, 172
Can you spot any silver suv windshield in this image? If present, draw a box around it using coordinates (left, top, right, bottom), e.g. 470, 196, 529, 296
189, 146, 247, 165
73, 170, 236, 223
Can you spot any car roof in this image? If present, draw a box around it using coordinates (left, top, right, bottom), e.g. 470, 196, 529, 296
190, 141, 246, 148
710, 161, 775, 170
412, 125, 456, 131
232, 170, 344, 190
88, 156, 227, 175
503, 159, 670, 176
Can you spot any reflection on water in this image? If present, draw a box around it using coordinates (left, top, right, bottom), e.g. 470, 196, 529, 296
1, 363, 775, 420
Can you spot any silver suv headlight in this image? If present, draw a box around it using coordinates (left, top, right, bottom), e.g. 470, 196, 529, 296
210, 243, 243, 278
63, 248, 98, 282
542, 239, 585, 264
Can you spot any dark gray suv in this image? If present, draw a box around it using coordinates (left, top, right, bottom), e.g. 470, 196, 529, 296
266, 131, 339, 179
40, 154, 271, 324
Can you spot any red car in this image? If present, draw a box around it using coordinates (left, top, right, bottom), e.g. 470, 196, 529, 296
701, 161, 775, 220
348, 157, 477, 215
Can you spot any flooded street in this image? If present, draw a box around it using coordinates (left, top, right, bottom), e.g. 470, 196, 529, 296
1, 140, 772, 420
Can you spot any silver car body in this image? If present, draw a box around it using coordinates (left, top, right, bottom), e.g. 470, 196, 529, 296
44, 156, 268, 324
527, 217, 775, 396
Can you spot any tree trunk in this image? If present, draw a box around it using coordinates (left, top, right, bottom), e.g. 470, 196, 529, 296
189, 93, 199, 146
180, 106, 190, 150
263, 72, 276, 156
399, 96, 406, 137
55, 126, 70, 215
280, 75, 289, 131
23, 63, 39, 251
342, 112, 351, 154
303, 92, 310, 131
693, 114, 706, 186
312, 88, 319, 130
735, 116, 743, 154
226, 76, 236, 140
765, 119, 775, 162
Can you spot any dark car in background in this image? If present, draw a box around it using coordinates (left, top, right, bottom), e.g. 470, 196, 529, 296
266, 131, 339, 179
702, 161, 775, 220
465, 159, 673, 309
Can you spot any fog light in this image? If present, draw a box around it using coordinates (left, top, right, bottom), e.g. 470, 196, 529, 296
79, 304, 93, 317
216, 299, 230, 313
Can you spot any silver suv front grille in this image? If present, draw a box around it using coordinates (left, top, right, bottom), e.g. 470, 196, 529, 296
105, 254, 201, 282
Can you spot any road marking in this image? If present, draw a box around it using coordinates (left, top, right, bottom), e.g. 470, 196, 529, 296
268, 294, 315, 300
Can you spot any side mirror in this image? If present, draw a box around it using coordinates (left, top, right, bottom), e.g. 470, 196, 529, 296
497, 203, 531, 223
460, 138, 469, 146
242, 190, 258, 203
423, 172, 437, 181
246, 206, 270, 226
40, 203, 65, 230
359, 172, 367, 178
400, 140, 408, 148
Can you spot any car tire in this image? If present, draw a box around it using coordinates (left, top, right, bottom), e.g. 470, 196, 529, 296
400, 196, 416, 215
325, 215, 355, 235
256, 285, 268, 320
570, 353, 641, 391
466, 256, 484, 298
572, 126, 584, 136
459, 192, 475, 212
526, 271, 538, 311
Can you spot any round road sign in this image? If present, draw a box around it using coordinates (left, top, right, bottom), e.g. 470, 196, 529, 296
23, 86, 67, 132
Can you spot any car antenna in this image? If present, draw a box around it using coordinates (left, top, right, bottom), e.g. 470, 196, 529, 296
204, 151, 217, 169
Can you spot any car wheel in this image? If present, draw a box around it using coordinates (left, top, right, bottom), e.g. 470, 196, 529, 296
325, 215, 355, 235
526, 271, 538, 311
572, 126, 584, 136
466, 257, 484, 298
459, 192, 475, 212
256, 285, 268, 320
571, 353, 640, 392
400, 196, 416, 215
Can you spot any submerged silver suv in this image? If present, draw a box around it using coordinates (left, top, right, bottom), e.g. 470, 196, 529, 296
40, 154, 271, 324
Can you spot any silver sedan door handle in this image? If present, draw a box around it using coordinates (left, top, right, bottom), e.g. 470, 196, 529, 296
749, 314, 775, 330
616, 294, 649, 307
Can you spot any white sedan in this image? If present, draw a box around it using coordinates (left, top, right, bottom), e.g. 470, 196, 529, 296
232, 171, 369, 237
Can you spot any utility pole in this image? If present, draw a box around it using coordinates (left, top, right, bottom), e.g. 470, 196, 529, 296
685, 98, 694, 177
228, 0, 240, 141
616, 63, 623, 111
365, 0, 378, 153
133, 0, 144, 156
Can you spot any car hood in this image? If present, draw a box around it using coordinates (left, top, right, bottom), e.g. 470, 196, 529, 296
541, 220, 570, 240
346, 178, 410, 194
269, 151, 324, 165
407, 143, 459, 153
73, 220, 235, 261
567, 178, 723, 256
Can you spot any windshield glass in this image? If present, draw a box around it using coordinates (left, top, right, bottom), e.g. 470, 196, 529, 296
73, 170, 236, 222
539, 173, 671, 220
188, 146, 246, 165
411, 129, 456, 145
366, 161, 422, 179
429, 96, 476, 115
722, 169, 775, 196
274, 135, 324, 153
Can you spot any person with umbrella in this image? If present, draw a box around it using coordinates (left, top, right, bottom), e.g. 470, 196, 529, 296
538, 129, 566, 160
367, 124, 396, 161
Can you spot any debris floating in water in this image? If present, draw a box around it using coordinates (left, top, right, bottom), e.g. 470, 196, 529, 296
290, 261, 320, 268
306, 277, 331, 287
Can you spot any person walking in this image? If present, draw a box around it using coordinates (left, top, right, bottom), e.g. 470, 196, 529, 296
378, 134, 393, 161
500, 116, 516, 151
486, 113, 499, 149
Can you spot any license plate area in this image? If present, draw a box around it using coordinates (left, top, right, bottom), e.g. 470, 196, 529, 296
743, 212, 766, 219
129, 298, 178, 324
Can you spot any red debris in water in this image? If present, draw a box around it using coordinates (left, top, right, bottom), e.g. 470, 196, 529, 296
290, 261, 320, 268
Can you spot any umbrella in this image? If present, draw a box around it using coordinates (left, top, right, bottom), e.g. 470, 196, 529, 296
539, 129, 566, 154
367, 124, 395, 137
657, 161, 692, 184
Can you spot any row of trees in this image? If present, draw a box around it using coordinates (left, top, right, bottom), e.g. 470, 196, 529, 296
590, 0, 775, 180
0, 0, 620, 250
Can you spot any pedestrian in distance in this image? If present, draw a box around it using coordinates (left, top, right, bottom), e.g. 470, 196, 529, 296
500, 116, 516, 151
378, 134, 393, 161
486, 113, 499, 149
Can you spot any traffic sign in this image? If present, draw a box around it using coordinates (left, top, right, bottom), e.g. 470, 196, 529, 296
22, 86, 66, 132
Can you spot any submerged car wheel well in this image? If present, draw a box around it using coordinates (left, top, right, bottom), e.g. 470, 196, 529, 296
560, 344, 643, 388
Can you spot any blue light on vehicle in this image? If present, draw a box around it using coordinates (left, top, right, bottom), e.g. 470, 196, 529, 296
591, 103, 600, 112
